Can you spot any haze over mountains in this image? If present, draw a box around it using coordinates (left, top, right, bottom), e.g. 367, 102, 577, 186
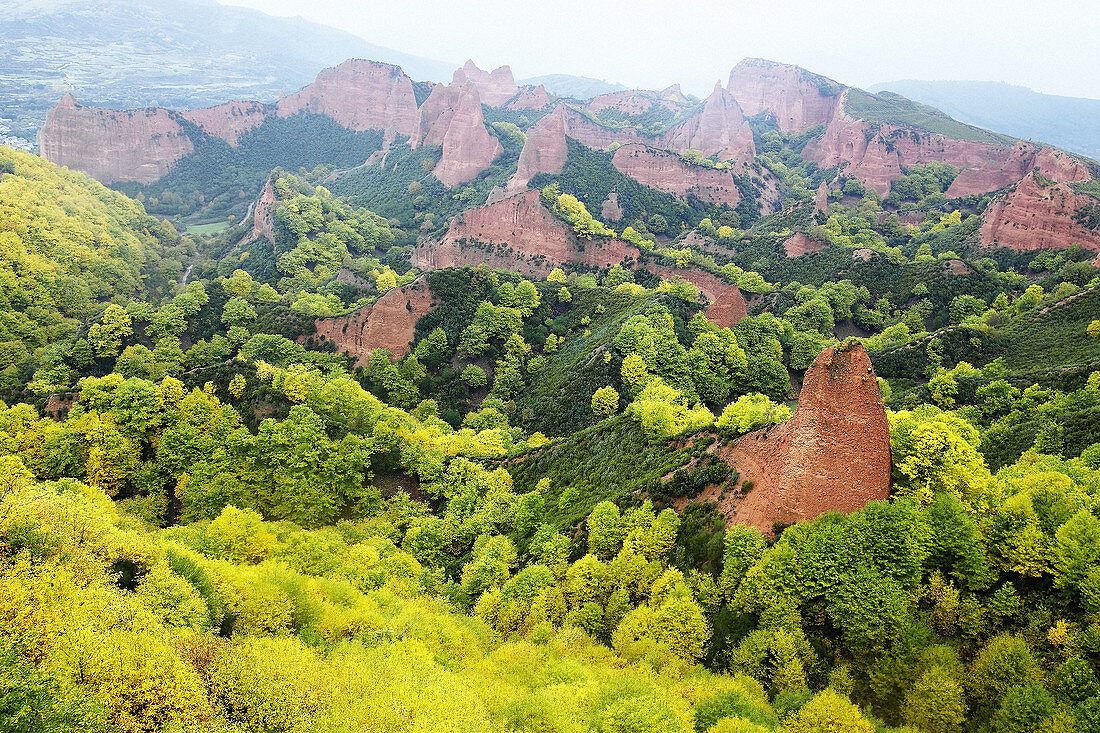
0, 0, 455, 141
870, 80, 1100, 160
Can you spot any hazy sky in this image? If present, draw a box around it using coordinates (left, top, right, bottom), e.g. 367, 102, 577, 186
218, 0, 1100, 99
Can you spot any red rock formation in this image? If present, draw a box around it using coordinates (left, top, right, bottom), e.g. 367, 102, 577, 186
276, 59, 419, 140
727, 58, 841, 134
699, 343, 891, 534
584, 89, 693, 117
814, 181, 829, 212
182, 101, 268, 145
310, 277, 437, 365
611, 144, 742, 207
452, 60, 520, 107
601, 190, 624, 221
645, 265, 747, 327
783, 232, 826, 257
418, 82, 503, 187
38, 94, 194, 184
241, 178, 278, 247
414, 190, 641, 276
507, 105, 656, 193
1033, 147, 1092, 184
662, 83, 755, 164
804, 95, 1048, 198
508, 106, 570, 192
508, 85, 551, 110
979, 172, 1100, 254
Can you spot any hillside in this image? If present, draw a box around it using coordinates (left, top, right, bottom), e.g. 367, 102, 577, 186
518, 73, 628, 99
0, 0, 454, 144
870, 79, 1100, 160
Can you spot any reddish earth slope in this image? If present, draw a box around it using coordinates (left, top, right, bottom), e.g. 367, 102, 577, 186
695, 343, 892, 535
611, 145, 742, 207
181, 101, 268, 145
310, 277, 437, 365
662, 84, 755, 164
980, 173, 1100, 254
414, 190, 641, 276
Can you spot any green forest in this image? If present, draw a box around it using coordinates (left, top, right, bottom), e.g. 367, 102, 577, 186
3, 74, 1100, 733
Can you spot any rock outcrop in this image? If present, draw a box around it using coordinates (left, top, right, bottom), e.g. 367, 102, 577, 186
181, 101, 268, 145
979, 172, 1100, 254
452, 60, 520, 107
311, 277, 436, 366
783, 232, 826, 257
702, 342, 892, 534
240, 178, 278, 247
508, 85, 551, 110
645, 265, 748, 327
612, 145, 742, 207
419, 82, 503, 187
507, 105, 655, 193
584, 88, 693, 117
276, 59, 420, 141
727, 58, 842, 134
414, 190, 641, 276
662, 83, 755, 164
38, 94, 194, 184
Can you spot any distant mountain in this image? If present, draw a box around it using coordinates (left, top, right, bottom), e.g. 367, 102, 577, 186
869, 80, 1100, 160
0, 0, 455, 142
518, 73, 627, 100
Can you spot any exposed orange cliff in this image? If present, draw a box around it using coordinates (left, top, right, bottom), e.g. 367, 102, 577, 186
611, 144, 742, 207
979, 172, 1100, 254
696, 342, 892, 535
310, 277, 437, 366
38, 94, 194, 184
418, 82, 503, 187
662, 83, 755, 164
727, 58, 841, 134
276, 59, 420, 140
413, 190, 641, 276
181, 101, 268, 145
452, 60, 520, 107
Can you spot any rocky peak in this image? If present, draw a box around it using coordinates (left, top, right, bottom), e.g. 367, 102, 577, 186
508, 84, 551, 110
727, 57, 842, 134
275, 59, 420, 141
418, 81, 503, 187
662, 84, 755, 164
701, 342, 892, 534
452, 59, 520, 107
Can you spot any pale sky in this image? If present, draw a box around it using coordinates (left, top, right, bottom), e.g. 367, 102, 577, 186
218, 0, 1100, 100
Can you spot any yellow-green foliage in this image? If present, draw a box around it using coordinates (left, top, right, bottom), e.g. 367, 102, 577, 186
0, 148, 190, 376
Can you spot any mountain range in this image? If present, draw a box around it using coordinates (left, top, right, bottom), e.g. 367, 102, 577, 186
870, 79, 1100, 160
0, 0, 455, 142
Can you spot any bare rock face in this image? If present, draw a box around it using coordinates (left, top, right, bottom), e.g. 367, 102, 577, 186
507, 105, 654, 193
783, 232, 826, 257
814, 181, 829, 212
706, 342, 892, 534
1033, 147, 1092, 184
181, 101, 268, 145
980, 172, 1100, 254
311, 277, 437, 366
508, 85, 551, 110
727, 58, 842, 134
419, 82, 503, 187
662, 83, 755, 164
241, 178, 278, 247
508, 106, 570, 193
612, 144, 742, 207
452, 60, 520, 107
804, 95, 1050, 198
276, 59, 419, 140
414, 190, 641, 276
601, 190, 624, 221
645, 265, 747, 327
38, 94, 194, 184
584, 88, 694, 117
